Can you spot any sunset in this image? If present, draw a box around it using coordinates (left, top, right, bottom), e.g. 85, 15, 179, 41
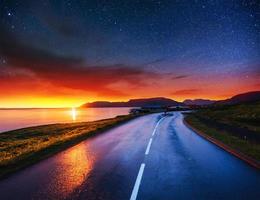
0, 0, 259, 200
1, 0, 259, 108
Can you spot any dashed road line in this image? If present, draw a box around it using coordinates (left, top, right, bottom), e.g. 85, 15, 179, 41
152, 117, 164, 136
130, 115, 166, 200
130, 163, 146, 200
145, 138, 153, 155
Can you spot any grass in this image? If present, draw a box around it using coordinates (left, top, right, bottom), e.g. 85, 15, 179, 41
184, 101, 260, 161
0, 114, 136, 178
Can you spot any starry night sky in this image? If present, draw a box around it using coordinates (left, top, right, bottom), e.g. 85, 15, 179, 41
0, 0, 259, 107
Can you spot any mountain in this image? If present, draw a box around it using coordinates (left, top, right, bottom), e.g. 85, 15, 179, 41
81, 97, 182, 108
217, 91, 260, 105
81, 91, 260, 108
183, 99, 216, 106
183, 91, 260, 106
127, 97, 181, 107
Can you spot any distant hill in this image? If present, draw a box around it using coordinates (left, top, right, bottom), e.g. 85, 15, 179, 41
183, 91, 260, 106
217, 91, 260, 105
183, 99, 216, 106
81, 97, 182, 108
81, 91, 260, 108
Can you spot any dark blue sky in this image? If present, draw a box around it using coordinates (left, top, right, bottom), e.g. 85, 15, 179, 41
0, 0, 259, 107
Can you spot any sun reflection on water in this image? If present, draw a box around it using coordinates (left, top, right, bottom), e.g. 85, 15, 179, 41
71, 107, 77, 121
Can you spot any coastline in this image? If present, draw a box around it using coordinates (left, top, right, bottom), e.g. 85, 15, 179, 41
0, 114, 139, 179
183, 118, 260, 169
0, 107, 133, 133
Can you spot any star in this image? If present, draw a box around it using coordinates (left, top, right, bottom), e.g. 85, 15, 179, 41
1, 58, 6, 64
0, 0, 258, 103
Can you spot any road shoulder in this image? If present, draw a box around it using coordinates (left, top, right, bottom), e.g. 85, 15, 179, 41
183, 117, 260, 169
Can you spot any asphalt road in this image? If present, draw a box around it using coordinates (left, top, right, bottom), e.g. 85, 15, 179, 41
0, 112, 259, 200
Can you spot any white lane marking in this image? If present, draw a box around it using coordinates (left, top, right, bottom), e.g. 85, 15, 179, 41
130, 116, 166, 200
130, 163, 146, 200
145, 138, 153, 155
152, 117, 164, 136
146, 117, 165, 155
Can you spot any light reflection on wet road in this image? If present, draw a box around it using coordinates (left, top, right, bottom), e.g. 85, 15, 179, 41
0, 112, 259, 200
35, 143, 95, 199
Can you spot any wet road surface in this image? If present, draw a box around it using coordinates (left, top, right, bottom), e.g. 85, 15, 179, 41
0, 112, 259, 200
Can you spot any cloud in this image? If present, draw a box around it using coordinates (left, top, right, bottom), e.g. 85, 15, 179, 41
0, 63, 160, 97
143, 58, 166, 66
254, 83, 260, 88
0, 27, 161, 97
172, 75, 190, 79
0, 26, 83, 67
171, 89, 199, 95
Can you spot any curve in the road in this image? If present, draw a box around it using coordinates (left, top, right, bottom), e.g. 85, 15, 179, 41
0, 112, 259, 200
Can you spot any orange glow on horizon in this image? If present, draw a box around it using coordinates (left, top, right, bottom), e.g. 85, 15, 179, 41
1, 61, 259, 108
0, 90, 257, 108
0, 97, 88, 108
0, 76, 259, 108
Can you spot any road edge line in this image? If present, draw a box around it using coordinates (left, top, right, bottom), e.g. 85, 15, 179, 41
183, 118, 260, 169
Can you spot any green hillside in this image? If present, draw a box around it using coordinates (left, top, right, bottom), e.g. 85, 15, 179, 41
185, 101, 260, 161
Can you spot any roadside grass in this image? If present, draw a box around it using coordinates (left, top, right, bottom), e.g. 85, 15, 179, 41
184, 101, 260, 161
196, 101, 260, 133
0, 114, 136, 178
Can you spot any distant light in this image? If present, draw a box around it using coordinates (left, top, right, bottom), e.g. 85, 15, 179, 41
8, 12, 11, 16
71, 107, 77, 121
